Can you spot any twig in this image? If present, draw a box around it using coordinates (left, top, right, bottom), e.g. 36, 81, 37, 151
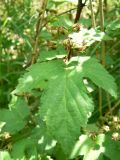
42, 8, 77, 29
105, 99, 120, 116
74, 0, 87, 23
57, 7, 77, 17
31, 0, 48, 64
106, 93, 112, 115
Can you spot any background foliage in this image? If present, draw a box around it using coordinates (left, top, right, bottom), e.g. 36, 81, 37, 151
0, 0, 120, 159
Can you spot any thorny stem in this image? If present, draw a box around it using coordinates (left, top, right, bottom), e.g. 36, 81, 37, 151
31, 0, 48, 64
104, 0, 108, 15
74, 0, 87, 23
67, 0, 87, 61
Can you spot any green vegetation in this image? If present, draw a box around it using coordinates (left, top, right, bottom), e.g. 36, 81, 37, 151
0, 0, 120, 159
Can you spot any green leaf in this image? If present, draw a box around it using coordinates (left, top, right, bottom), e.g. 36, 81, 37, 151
0, 98, 30, 134
13, 60, 65, 93
103, 134, 120, 160
0, 151, 12, 160
37, 47, 66, 63
106, 19, 120, 31
11, 122, 56, 159
40, 65, 94, 153
31, 122, 57, 154
13, 56, 117, 154
15, 56, 117, 98
70, 133, 120, 160
11, 138, 37, 160
70, 57, 117, 98
53, 144, 67, 160
70, 134, 105, 160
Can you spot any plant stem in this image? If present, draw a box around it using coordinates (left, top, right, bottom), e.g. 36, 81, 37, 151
89, 0, 103, 119
98, 0, 106, 121
106, 93, 112, 115
31, 0, 48, 64
99, 0, 112, 116
74, 0, 87, 23
104, 0, 108, 15
98, 88, 103, 119
99, 0, 104, 32
105, 99, 120, 116
89, 0, 99, 59
99, 0, 106, 65
89, 0, 96, 28
57, 7, 77, 17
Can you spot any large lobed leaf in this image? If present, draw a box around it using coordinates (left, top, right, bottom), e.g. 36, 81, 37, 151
12, 56, 117, 154
40, 68, 94, 153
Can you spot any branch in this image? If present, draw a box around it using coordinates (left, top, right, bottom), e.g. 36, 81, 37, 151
105, 99, 120, 116
74, 0, 87, 23
57, 7, 77, 17
31, 0, 48, 64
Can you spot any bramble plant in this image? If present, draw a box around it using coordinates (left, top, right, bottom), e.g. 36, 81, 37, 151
0, 0, 120, 160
